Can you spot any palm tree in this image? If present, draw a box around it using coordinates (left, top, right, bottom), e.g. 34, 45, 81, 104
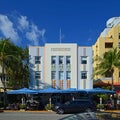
21, 47, 29, 88
93, 47, 120, 91
0, 38, 18, 108
6, 46, 29, 89
0, 39, 29, 108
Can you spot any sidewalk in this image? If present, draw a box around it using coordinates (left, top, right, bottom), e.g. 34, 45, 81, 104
96, 109, 120, 113
2, 109, 55, 113
2, 109, 120, 113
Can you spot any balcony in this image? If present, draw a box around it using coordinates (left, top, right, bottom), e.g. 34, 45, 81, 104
66, 64, 71, 71
59, 64, 63, 71
51, 64, 56, 71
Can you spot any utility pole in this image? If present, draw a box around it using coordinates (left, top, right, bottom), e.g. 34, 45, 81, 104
59, 28, 62, 44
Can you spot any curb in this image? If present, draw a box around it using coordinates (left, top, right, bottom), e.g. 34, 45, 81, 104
0, 110, 3, 113
3, 110, 55, 113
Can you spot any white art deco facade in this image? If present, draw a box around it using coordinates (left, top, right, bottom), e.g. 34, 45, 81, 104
29, 43, 93, 90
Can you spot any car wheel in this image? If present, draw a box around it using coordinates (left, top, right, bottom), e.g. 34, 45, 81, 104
57, 108, 64, 114
85, 108, 92, 112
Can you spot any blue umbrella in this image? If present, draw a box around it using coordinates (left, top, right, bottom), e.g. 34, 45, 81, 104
7, 88, 38, 94
37, 88, 86, 93
61, 88, 77, 93
84, 88, 115, 94
60, 88, 86, 93
37, 87, 61, 93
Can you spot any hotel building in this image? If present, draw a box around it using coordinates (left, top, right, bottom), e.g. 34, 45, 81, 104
29, 43, 93, 90
92, 17, 120, 87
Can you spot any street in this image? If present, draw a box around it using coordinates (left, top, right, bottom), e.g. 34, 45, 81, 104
1, 110, 120, 120
0, 111, 70, 120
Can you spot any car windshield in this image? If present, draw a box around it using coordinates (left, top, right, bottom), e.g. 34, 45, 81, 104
64, 101, 70, 105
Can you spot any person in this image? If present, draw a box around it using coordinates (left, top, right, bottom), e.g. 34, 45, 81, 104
105, 99, 112, 110
26, 102, 31, 110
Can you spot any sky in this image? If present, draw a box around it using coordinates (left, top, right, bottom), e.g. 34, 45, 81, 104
0, 0, 120, 48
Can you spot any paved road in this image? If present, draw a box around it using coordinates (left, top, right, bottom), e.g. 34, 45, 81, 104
0, 111, 70, 120
1, 111, 120, 120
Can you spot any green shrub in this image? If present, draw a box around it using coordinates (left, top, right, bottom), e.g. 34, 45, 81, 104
97, 104, 104, 109
19, 104, 26, 109
45, 104, 53, 110
0, 101, 3, 108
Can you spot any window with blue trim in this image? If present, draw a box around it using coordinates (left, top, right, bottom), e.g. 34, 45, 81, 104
81, 56, 87, 64
81, 71, 87, 79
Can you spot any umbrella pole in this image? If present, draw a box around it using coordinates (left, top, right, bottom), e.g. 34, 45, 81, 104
49, 97, 51, 107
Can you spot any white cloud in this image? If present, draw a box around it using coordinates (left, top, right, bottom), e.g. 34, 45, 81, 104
40, 28, 46, 37
40, 29, 46, 44
18, 15, 46, 45
0, 14, 46, 46
26, 23, 46, 45
26, 24, 39, 45
0, 14, 20, 44
87, 38, 92, 41
18, 16, 29, 30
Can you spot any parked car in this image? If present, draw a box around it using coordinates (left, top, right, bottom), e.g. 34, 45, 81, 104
52, 102, 63, 111
56, 99, 96, 114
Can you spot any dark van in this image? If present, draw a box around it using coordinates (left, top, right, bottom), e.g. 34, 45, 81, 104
56, 99, 96, 114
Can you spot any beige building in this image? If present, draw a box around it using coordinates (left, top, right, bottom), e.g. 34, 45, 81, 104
92, 17, 120, 87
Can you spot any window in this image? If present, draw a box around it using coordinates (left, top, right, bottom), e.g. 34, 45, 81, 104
119, 72, 120, 77
59, 71, 64, 80
35, 56, 41, 64
81, 56, 87, 64
35, 71, 41, 79
66, 71, 71, 80
66, 56, 71, 64
51, 56, 56, 64
119, 33, 120, 39
36, 80, 39, 86
59, 56, 64, 64
81, 71, 87, 79
51, 71, 56, 80
118, 43, 120, 49
105, 43, 113, 48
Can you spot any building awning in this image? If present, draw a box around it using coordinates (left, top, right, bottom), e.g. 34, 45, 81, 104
116, 90, 120, 94
94, 79, 120, 87
93, 79, 110, 87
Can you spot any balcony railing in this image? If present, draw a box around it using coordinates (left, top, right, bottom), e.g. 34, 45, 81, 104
59, 64, 63, 71
66, 64, 71, 71
51, 64, 56, 71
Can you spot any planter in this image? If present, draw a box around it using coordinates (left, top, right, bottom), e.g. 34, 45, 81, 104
19, 104, 26, 110
20, 109, 25, 111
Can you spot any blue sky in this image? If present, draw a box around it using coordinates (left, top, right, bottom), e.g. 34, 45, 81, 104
0, 0, 120, 48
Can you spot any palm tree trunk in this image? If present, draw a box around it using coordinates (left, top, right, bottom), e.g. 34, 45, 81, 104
111, 73, 114, 91
1, 61, 6, 109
